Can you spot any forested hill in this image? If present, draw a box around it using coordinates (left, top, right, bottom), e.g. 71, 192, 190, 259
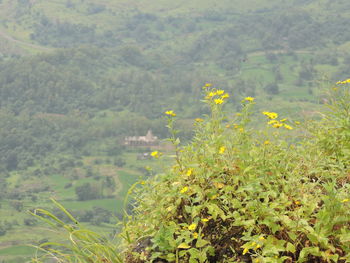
1, 0, 350, 176
1, 1, 350, 261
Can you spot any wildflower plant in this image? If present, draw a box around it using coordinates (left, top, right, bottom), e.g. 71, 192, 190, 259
122, 84, 350, 263
32, 82, 350, 263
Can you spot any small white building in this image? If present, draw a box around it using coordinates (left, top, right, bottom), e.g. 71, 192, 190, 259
124, 130, 158, 146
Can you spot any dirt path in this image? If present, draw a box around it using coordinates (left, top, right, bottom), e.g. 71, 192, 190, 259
0, 29, 53, 52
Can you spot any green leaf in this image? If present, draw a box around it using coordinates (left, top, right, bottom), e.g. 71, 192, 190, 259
299, 247, 321, 261
287, 232, 297, 241
286, 242, 296, 253
178, 243, 191, 249
196, 238, 209, 248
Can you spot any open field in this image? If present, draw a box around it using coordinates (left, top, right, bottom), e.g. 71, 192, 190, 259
0, 149, 161, 262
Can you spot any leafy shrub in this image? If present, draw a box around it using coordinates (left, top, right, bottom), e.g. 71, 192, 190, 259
75, 182, 102, 201
121, 83, 350, 262
32, 82, 350, 262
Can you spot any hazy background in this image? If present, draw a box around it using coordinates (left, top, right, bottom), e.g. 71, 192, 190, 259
0, 0, 349, 261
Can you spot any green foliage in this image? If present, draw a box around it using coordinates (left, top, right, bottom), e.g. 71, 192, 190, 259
75, 182, 102, 201
120, 84, 350, 262
32, 82, 350, 262
2, 0, 350, 261
31, 199, 123, 263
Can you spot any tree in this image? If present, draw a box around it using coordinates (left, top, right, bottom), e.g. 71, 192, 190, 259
75, 183, 101, 201
264, 83, 280, 95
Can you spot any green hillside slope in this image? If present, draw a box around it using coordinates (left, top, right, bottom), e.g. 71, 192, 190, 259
1, 0, 350, 261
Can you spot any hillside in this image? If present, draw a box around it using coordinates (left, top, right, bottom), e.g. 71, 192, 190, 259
1, 0, 350, 262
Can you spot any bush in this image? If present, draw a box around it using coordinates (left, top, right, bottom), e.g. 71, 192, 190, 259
75, 182, 101, 201
32, 82, 350, 263
121, 84, 350, 262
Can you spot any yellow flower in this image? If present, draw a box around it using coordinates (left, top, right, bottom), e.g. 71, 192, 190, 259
264, 140, 270, 145
258, 236, 265, 241
341, 198, 349, 203
255, 244, 261, 249
295, 121, 301, 125
201, 218, 209, 222
221, 93, 230, 99
188, 223, 196, 231
219, 146, 226, 154
186, 168, 193, 176
269, 112, 278, 119
336, 78, 350, 84
216, 90, 225, 95
243, 97, 255, 102
239, 128, 244, 132
243, 248, 249, 255
208, 91, 217, 97
205, 83, 212, 87
195, 118, 204, 122
268, 120, 279, 125
295, 201, 301, 205
180, 186, 189, 194
284, 124, 293, 130
165, 110, 176, 117
262, 111, 278, 119
193, 232, 198, 239
280, 118, 287, 122
214, 98, 224, 104
273, 123, 283, 128
151, 151, 161, 158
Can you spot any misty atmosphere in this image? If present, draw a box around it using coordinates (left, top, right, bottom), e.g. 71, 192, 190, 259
0, 0, 349, 262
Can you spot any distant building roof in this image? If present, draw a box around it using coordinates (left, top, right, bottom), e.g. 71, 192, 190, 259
124, 130, 158, 146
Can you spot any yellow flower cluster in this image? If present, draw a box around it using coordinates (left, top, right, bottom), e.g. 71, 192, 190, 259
262, 111, 278, 119
185, 168, 193, 176
214, 98, 224, 105
205, 89, 230, 104
180, 186, 189, 194
243, 237, 265, 255
242, 97, 255, 103
151, 151, 162, 158
165, 110, 176, 117
202, 83, 212, 89
267, 119, 293, 130
336, 79, 350, 84
188, 223, 196, 231
219, 146, 226, 154
243, 242, 261, 255
263, 112, 294, 130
